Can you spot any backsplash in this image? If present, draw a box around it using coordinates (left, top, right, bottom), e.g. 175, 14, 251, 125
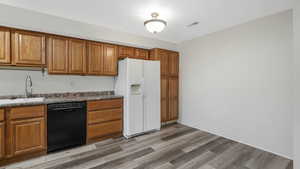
0, 69, 115, 96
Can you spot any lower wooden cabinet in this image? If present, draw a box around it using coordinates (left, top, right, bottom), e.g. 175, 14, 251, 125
168, 77, 179, 121
9, 118, 45, 156
6, 105, 46, 158
87, 98, 123, 143
0, 123, 4, 160
87, 120, 122, 140
160, 77, 179, 123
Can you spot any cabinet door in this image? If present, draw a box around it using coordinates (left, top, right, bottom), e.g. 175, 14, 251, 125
169, 52, 179, 76
0, 122, 4, 159
0, 28, 10, 64
161, 76, 168, 122
47, 37, 69, 74
103, 44, 118, 75
168, 77, 179, 121
87, 42, 103, 75
159, 50, 169, 75
134, 49, 149, 60
68, 39, 86, 74
118, 46, 134, 59
9, 118, 46, 156
12, 31, 45, 66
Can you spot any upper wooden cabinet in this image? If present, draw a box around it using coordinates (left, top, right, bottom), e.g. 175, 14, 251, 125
11, 30, 45, 66
118, 46, 134, 59
134, 48, 149, 60
168, 52, 179, 76
68, 39, 86, 74
47, 36, 69, 74
150, 48, 179, 76
47, 37, 87, 75
103, 44, 118, 75
87, 42, 103, 75
0, 28, 10, 64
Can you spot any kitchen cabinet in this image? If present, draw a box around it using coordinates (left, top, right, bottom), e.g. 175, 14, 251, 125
134, 48, 149, 60
118, 46, 135, 59
150, 48, 180, 123
87, 98, 123, 143
87, 42, 103, 75
47, 37, 87, 75
103, 44, 118, 75
47, 36, 69, 74
11, 30, 45, 66
168, 77, 179, 121
0, 109, 4, 160
168, 52, 179, 76
149, 49, 169, 75
0, 28, 10, 64
161, 76, 168, 122
6, 105, 46, 158
9, 118, 45, 156
68, 39, 86, 74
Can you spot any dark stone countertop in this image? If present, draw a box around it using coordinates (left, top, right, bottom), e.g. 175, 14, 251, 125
0, 91, 123, 108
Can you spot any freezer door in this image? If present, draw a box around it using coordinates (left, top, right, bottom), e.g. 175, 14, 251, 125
128, 59, 144, 84
143, 61, 161, 132
125, 59, 145, 137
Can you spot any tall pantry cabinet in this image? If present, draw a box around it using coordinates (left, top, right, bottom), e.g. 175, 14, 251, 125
149, 48, 179, 123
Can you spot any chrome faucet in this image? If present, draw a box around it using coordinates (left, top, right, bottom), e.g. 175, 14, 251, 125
25, 75, 33, 98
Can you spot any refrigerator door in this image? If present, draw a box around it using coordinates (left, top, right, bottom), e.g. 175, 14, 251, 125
126, 59, 144, 136
143, 60, 161, 132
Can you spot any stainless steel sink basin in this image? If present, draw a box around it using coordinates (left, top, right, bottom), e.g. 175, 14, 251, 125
0, 97, 45, 105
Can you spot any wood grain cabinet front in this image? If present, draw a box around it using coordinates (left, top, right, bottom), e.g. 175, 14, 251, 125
168, 52, 179, 76
11, 30, 46, 66
118, 46, 135, 59
6, 106, 46, 158
168, 77, 179, 121
103, 44, 118, 75
87, 98, 123, 143
87, 42, 103, 75
0, 28, 10, 65
8, 118, 46, 157
68, 39, 86, 74
0, 109, 5, 160
47, 36, 69, 74
134, 49, 149, 60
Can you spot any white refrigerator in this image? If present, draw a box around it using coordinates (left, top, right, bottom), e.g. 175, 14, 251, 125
115, 58, 161, 138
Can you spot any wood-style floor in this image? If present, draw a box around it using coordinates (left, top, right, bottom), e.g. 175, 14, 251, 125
3, 124, 293, 169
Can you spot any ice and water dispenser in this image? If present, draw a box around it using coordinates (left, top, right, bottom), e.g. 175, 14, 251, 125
130, 84, 142, 95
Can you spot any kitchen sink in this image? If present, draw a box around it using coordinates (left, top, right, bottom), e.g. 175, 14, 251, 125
0, 97, 45, 105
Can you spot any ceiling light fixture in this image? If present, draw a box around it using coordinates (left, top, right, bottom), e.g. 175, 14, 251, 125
144, 12, 167, 34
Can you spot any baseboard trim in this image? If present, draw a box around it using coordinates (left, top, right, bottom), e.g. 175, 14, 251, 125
178, 122, 293, 160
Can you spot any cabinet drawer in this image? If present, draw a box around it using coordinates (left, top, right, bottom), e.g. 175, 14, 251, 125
10, 105, 45, 120
87, 120, 122, 140
87, 99, 123, 111
0, 109, 4, 121
88, 108, 122, 125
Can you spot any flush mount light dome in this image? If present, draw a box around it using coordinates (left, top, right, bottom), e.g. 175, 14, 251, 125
144, 12, 167, 34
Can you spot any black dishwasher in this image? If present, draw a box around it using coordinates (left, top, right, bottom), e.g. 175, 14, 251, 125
47, 102, 86, 153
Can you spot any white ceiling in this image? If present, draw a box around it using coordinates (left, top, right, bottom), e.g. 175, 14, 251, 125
0, 0, 293, 43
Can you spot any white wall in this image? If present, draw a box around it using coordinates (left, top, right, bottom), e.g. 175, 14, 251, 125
294, 0, 300, 167
178, 10, 293, 158
0, 3, 177, 96
0, 70, 114, 96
